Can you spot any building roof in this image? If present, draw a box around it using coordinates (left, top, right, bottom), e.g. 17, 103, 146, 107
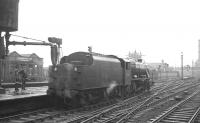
9, 51, 42, 59
20, 54, 32, 57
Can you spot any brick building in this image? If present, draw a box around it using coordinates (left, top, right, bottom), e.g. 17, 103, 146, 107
0, 51, 46, 83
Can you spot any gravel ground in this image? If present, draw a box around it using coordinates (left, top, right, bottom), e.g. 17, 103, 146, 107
126, 89, 194, 123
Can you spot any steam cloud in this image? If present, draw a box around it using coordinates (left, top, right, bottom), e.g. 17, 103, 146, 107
106, 81, 118, 95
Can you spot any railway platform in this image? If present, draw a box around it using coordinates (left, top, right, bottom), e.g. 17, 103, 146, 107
0, 86, 51, 117
0, 86, 47, 101
1, 81, 48, 88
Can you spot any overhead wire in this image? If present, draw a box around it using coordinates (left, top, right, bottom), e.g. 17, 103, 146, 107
10, 34, 47, 43
10, 34, 64, 60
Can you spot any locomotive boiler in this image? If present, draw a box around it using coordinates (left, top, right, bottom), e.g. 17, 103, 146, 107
47, 52, 151, 105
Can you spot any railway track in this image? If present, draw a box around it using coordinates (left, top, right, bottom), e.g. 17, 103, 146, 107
150, 89, 200, 123
80, 78, 199, 123
0, 78, 194, 123
0, 98, 117, 123
0, 78, 171, 123
0, 91, 152, 123
114, 81, 198, 122
115, 80, 200, 123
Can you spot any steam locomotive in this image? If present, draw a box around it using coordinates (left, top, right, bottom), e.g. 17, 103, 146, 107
47, 52, 152, 106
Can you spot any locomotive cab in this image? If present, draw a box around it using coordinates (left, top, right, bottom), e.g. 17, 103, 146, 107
130, 62, 150, 91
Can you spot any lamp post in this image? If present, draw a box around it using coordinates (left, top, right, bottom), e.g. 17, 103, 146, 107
192, 60, 194, 78
181, 52, 183, 80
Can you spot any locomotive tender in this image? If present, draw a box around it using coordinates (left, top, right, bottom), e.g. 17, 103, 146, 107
48, 52, 151, 105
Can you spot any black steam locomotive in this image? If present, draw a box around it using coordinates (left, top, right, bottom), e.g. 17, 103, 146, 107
47, 52, 152, 105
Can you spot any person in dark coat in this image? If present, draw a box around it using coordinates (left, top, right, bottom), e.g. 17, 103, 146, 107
18, 69, 27, 90
14, 67, 19, 92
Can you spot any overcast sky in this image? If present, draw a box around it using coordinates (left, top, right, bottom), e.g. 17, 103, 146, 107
9, 0, 200, 67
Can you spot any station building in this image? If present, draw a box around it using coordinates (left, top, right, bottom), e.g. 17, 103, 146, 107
147, 61, 179, 80
0, 51, 46, 83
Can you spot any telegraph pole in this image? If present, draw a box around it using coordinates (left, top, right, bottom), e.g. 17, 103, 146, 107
192, 60, 194, 78
181, 52, 183, 80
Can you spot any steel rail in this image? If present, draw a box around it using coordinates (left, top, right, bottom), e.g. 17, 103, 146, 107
188, 106, 200, 123
116, 83, 200, 123
151, 89, 200, 123
80, 79, 189, 123
0, 99, 115, 123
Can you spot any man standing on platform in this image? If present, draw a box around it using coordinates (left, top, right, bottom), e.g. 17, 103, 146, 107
14, 67, 19, 92
18, 68, 27, 90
